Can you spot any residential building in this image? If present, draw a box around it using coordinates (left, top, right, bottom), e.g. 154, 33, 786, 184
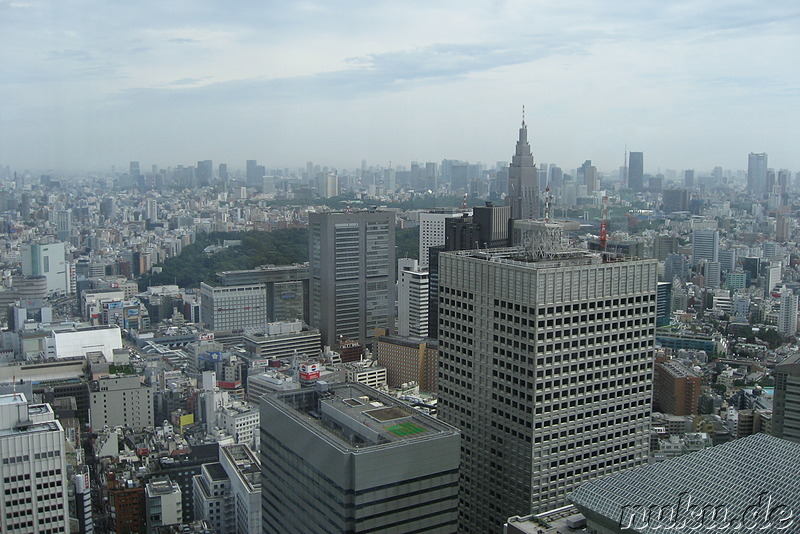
437, 245, 657, 532
260, 382, 460, 533
653, 359, 701, 416
778, 286, 798, 335
309, 210, 396, 347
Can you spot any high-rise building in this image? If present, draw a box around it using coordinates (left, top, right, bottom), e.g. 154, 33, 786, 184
773, 352, 800, 443
56, 210, 71, 242
506, 116, 539, 220
196, 160, 213, 187
219, 163, 228, 182
437, 246, 657, 532
684, 169, 695, 188
90, 372, 153, 430
427, 203, 511, 338
691, 229, 719, 266
219, 444, 261, 534
259, 382, 460, 534
246, 160, 265, 189
217, 264, 309, 324
662, 188, 690, 213
397, 258, 429, 338
0, 393, 69, 534
418, 209, 466, 268
747, 152, 768, 196
309, 210, 395, 347
778, 285, 798, 335
628, 152, 644, 192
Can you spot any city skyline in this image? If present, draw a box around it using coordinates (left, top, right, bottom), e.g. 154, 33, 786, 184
1, 1, 799, 173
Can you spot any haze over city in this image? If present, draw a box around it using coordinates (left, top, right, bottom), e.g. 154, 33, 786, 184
2, 0, 799, 173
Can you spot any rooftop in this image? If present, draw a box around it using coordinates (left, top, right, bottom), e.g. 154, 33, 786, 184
570, 434, 800, 533
272, 382, 457, 451
204, 462, 227, 482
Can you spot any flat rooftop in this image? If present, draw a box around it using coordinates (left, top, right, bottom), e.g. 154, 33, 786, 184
274, 383, 457, 450
205, 462, 227, 482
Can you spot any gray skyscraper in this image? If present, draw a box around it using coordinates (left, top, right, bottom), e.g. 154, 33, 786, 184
628, 152, 644, 191
691, 229, 719, 266
747, 152, 768, 196
773, 353, 800, 443
309, 209, 395, 347
437, 245, 657, 533
506, 115, 538, 220
259, 383, 460, 533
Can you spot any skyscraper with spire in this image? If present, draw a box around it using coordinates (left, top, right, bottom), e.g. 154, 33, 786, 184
506, 110, 539, 220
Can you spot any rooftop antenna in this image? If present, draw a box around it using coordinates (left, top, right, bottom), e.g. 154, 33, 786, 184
522, 105, 526, 126
462, 192, 468, 210
544, 187, 551, 223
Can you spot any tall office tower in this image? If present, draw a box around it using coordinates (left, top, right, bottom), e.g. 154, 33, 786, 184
652, 234, 679, 261
21, 241, 68, 295
397, 258, 429, 338
316, 172, 338, 198
0, 393, 69, 534
246, 159, 266, 189
146, 198, 158, 222
259, 382, 460, 534
778, 168, 790, 194
628, 152, 644, 192
584, 163, 598, 193
653, 359, 701, 415
437, 246, 657, 532
309, 210, 395, 347
130, 161, 140, 177
196, 159, 213, 187
56, 209, 71, 242
425, 161, 438, 190
418, 209, 466, 268
777, 213, 791, 242
427, 204, 512, 338
684, 169, 695, 188
656, 281, 672, 326
778, 286, 798, 335
219, 163, 228, 182
506, 116, 539, 220
747, 152, 768, 196
773, 353, 800, 443
690, 229, 719, 266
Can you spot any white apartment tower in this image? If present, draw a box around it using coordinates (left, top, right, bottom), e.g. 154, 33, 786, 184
397, 258, 429, 338
436, 247, 657, 533
778, 285, 798, 335
21, 241, 68, 296
0, 393, 69, 534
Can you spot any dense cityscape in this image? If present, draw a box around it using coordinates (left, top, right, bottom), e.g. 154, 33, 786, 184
0, 113, 799, 533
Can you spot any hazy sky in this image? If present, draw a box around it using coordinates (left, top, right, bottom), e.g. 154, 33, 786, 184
2, 0, 799, 175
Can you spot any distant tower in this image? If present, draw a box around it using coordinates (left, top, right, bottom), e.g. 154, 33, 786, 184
397, 258, 429, 338
778, 286, 798, 335
747, 152, 768, 196
628, 152, 644, 191
506, 108, 539, 219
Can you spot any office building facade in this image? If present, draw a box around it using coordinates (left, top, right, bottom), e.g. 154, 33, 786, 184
0, 394, 69, 534
437, 247, 657, 532
199, 282, 268, 332
773, 353, 800, 443
309, 210, 395, 347
628, 152, 644, 192
260, 383, 460, 533
397, 258, 429, 338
